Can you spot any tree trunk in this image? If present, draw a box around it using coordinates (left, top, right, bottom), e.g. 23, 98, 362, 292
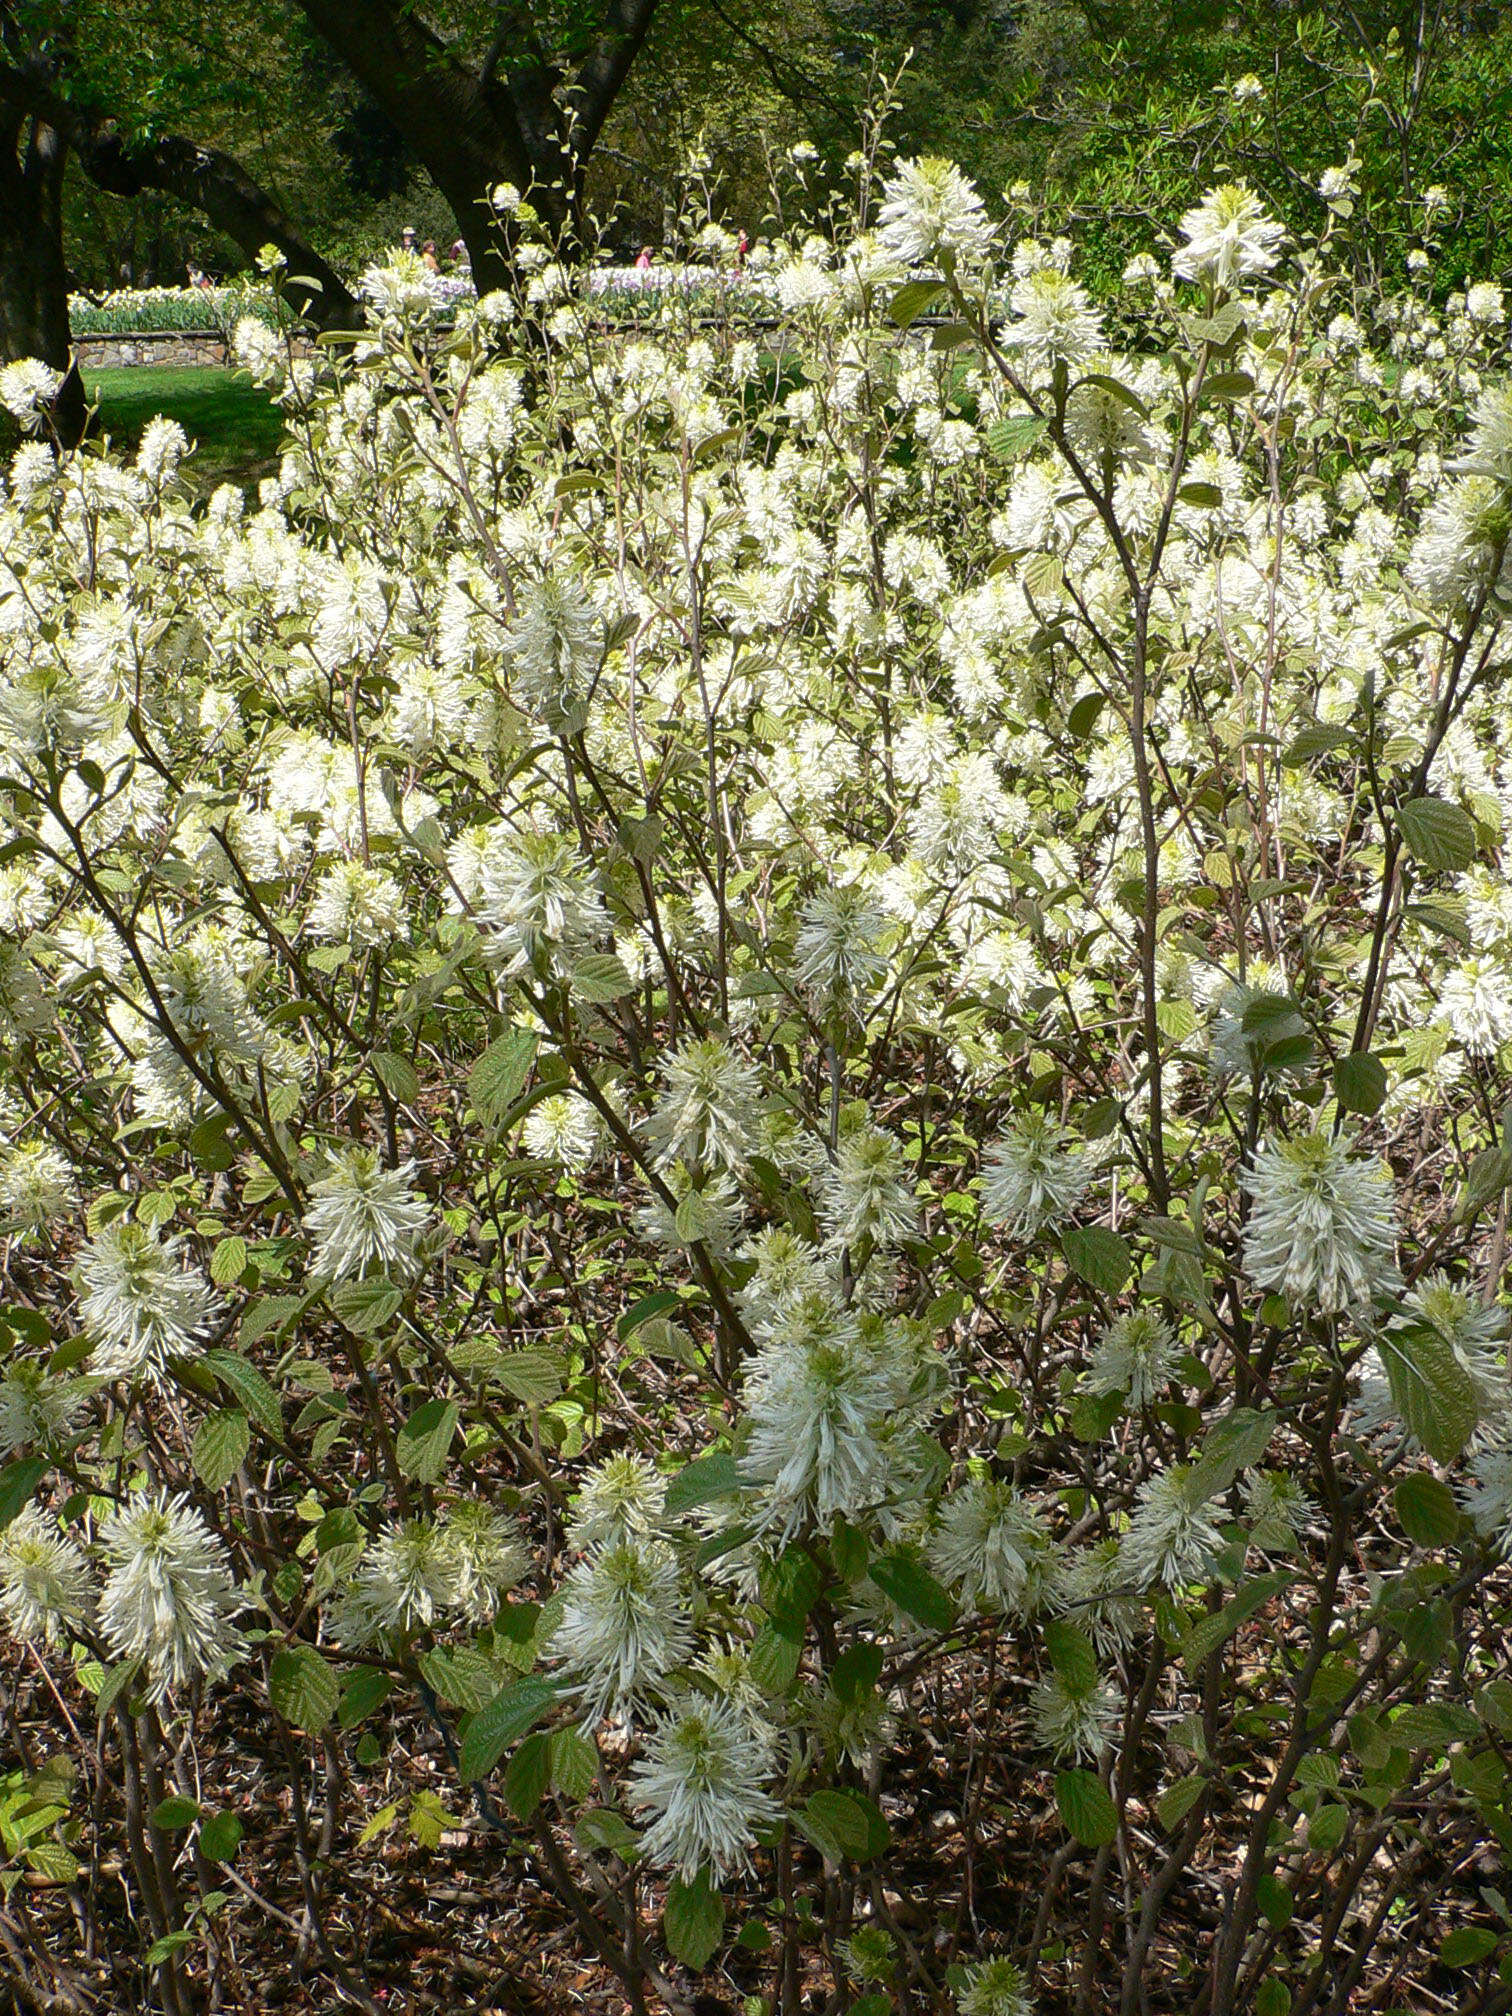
0, 107, 86, 444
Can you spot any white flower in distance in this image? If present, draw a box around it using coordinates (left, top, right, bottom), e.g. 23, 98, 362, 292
1003, 268, 1104, 372
99, 1490, 245, 1701
1395, 1273, 1508, 1426
0, 1140, 76, 1234
504, 573, 604, 723
929, 1478, 1060, 1619
475, 826, 605, 975
1060, 1537, 1141, 1656
817, 1123, 917, 1257
628, 1691, 781, 1880
739, 1298, 899, 1543
1123, 1465, 1224, 1590
1460, 1437, 1512, 1554
0, 1507, 93, 1646
0, 359, 63, 430
306, 1147, 427, 1281
1407, 475, 1512, 610
554, 1537, 692, 1722
980, 1115, 1089, 1237
1242, 1470, 1314, 1554
305, 860, 408, 950
0, 1361, 83, 1457
1241, 1132, 1399, 1317
522, 1091, 604, 1173
1029, 1671, 1118, 1764
444, 1504, 527, 1624
877, 157, 995, 269
795, 886, 889, 1014
78, 1221, 219, 1383
1172, 184, 1285, 290
644, 1036, 761, 1176
1089, 1309, 1178, 1407
569, 1453, 669, 1553
1439, 955, 1512, 1058
957, 1957, 1037, 2016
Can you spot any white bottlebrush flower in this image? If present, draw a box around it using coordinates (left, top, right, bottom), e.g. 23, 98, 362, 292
1460, 1437, 1512, 1553
1059, 1538, 1141, 1656
929, 1478, 1061, 1619
1172, 183, 1285, 289
504, 573, 604, 722
957, 1957, 1037, 2016
553, 1537, 692, 1722
98, 1490, 245, 1701
628, 1691, 781, 1880
1123, 1465, 1225, 1590
0, 1139, 76, 1233
1241, 1132, 1399, 1317
794, 886, 889, 1014
1407, 475, 1511, 610
444, 1504, 527, 1624
877, 157, 995, 269
736, 1227, 829, 1338
0, 1361, 84, 1456
136, 417, 189, 481
980, 1115, 1089, 1237
644, 1036, 761, 1175
1002, 268, 1104, 372
1029, 1671, 1119, 1763
475, 827, 605, 975
1440, 955, 1512, 1057
77, 1221, 220, 1383
305, 1147, 427, 1282
635, 1166, 744, 1259
339, 1519, 461, 1641
522, 1091, 604, 1172
569, 1453, 669, 1552
305, 860, 408, 949
0, 1507, 93, 1645
739, 1298, 899, 1543
1088, 1310, 1178, 1407
1243, 1470, 1314, 1554
0, 360, 63, 430
816, 1123, 917, 1255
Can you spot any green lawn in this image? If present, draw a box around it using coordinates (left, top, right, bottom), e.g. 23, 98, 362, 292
83, 365, 285, 492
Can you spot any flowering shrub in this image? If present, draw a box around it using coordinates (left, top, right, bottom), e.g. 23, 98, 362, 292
4, 145, 1512, 2016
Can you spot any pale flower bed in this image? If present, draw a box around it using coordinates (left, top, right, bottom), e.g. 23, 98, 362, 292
2, 151, 1512, 2016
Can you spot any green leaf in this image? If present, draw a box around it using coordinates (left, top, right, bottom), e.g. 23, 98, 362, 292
204, 1350, 283, 1438
1257, 1872, 1293, 1929
338, 1668, 394, 1729
1393, 1473, 1461, 1548
1156, 1773, 1205, 1832
1307, 1802, 1347, 1855
268, 1645, 340, 1730
210, 1235, 248, 1287
1379, 1325, 1479, 1463
576, 1806, 640, 1859
396, 1398, 458, 1483
569, 953, 635, 1003
1190, 1408, 1277, 1498
1043, 1619, 1098, 1693
492, 1349, 565, 1405
1390, 1701, 1479, 1751
329, 1276, 403, 1334
1056, 1769, 1118, 1847
1201, 370, 1256, 402
1180, 1573, 1294, 1674
889, 279, 947, 327
664, 1450, 740, 1517
503, 1730, 553, 1822
1333, 1051, 1388, 1117
198, 1811, 243, 1863
458, 1677, 557, 1782
1283, 723, 1353, 767
1397, 796, 1477, 874
192, 1410, 249, 1491
986, 411, 1049, 457
617, 1290, 682, 1342
830, 1642, 884, 1704
1067, 691, 1106, 739
0, 1457, 46, 1531
1060, 1225, 1132, 1296
150, 1796, 200, 1831
1177, 481, 1223, 508
868, 1550, 956, 1634
469, 1027, 539, 1123
371, 1050, 421, 1105
1440, 1927, 1499, 1967
95, 1658, 142, 1721
665, 1870, 726, 1969
797, 1788, 889, 1864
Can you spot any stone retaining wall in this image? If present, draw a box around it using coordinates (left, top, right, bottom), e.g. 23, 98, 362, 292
76, 329, 231, 369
